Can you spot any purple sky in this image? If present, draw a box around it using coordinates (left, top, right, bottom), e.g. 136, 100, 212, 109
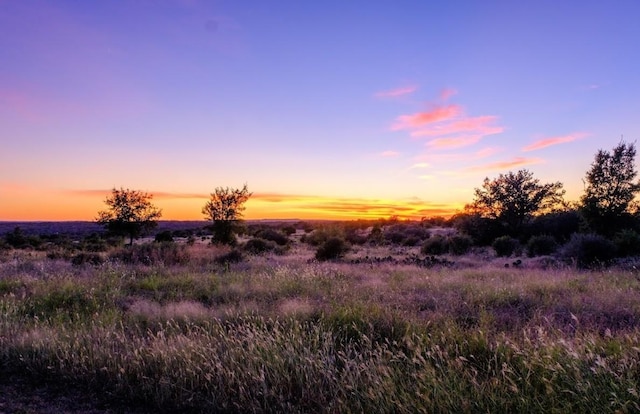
2, 0, 639, 220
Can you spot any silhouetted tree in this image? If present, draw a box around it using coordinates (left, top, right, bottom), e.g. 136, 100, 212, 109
202, 184, 252, 245
466, 169, 565, 235
96, 188, 162, 245
580, 142, 640, 235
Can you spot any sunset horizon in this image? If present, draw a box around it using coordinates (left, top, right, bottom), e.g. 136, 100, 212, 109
2, 2, 639, 222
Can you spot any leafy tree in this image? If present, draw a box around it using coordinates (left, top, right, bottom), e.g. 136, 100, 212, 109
466, 169, 565, 235
580, 142, 640, 235
202, 184, 252, 245
96, 188, 162, 245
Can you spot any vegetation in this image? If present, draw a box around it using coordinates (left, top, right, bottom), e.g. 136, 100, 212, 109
1, 242, 640, 413
4, 141, 640, 411
96, 188, 162, 245
580, 142, 640, 235
202, 184, 252, 245
466, 169, 565, 235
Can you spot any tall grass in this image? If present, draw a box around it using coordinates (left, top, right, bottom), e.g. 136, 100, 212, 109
1, 247, 640, 412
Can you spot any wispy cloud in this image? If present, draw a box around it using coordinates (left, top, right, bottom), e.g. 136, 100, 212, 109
392, 104, 462, 130
439, 88, 457, 101
390, 93, 504, 152
522, 132, 588, 152
426, 135, 483, 150
251, 193, 459, 219
375, 85, 418, 98
411, 115, 503, 138
467, 157, 544, 172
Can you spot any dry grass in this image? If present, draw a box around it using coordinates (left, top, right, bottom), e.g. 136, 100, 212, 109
1, 243, 640, 412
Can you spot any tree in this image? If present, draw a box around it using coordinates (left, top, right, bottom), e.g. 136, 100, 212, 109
580, 142, 640, 235
202, 184, 252, 245
465, 169, 565, 235
96, 188, 162, 245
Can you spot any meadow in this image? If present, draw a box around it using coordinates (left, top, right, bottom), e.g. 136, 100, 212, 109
1, 230, 639, 413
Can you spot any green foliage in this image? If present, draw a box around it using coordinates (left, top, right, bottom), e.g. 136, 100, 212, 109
202, 184, 252, 245
448, 234, 473, 255
492, 236, 520, 257
581, 142, 640, 235
96, 188, 162, 245
303, 226, 344, 246
315, 237, 349, 261
466, 169, 565, 234
526, 210, 582, 242
561, 233, 616, 268
421, 234, 449, 255
526, 235, 559, 257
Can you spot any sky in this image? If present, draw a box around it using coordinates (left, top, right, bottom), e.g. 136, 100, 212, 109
1, 0, 640, 221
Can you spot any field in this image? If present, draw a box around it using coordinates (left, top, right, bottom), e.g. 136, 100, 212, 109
1, 236, 640, 413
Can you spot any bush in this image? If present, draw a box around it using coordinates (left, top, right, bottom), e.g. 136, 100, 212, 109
71, 252, 105, 266
255, 229, 289, 246
244, 238, 277, 255
421, 235, 448, 255
448, 234, 472, 255
561, 233, 616, 268
109, 243, 190, 266
492, 236, 519, 257
315, 237, 349, 261
526, 235, 558, 257
154, 230, 174, 243
613, 229, 640, 257
215, 249, 244, 265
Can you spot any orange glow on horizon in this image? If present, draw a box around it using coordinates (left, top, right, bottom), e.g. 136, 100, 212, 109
0, 187, 464, 221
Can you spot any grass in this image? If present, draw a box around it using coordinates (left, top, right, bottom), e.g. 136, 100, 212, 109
1, 244, 640, 412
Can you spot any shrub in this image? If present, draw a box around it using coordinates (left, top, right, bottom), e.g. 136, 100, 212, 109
315, 237, 349, 261
448, 234, 472, 255
421, 235, 448, 255
214, 249, 244, 265
492, 236, 519, 257
109, 243, 190, 266
154, 230, 174, 243
71, 252, 105, 266
526, 235, 559, 257
244, 238, 277, 255
561, 233, 616, 268
613, 229, 640, 257
255, 229, 289, 246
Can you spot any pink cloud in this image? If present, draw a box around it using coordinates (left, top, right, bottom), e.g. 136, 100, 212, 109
522, 132, 588, 152
439, 88, 457, 101
426, 135, 483, 149
411, 115, 503, 138
375, 85, 418, 98
468, 157, 544, 172
392, 104, 461, 130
